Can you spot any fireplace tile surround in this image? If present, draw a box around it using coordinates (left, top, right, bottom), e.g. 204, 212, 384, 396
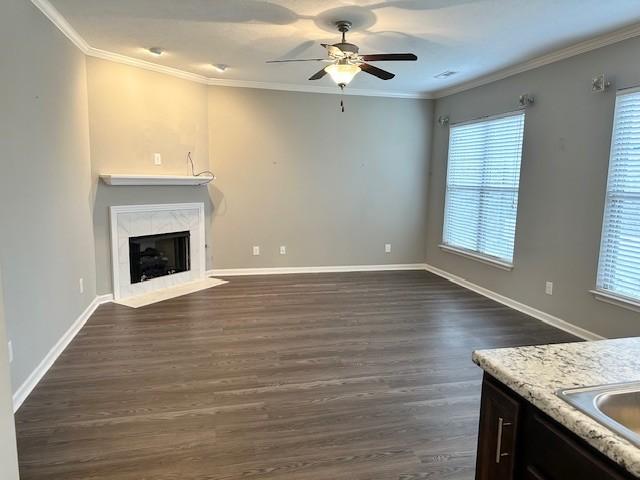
109, 203, 205, 300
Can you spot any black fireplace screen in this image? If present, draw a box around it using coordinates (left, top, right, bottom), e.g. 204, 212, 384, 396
129, 231, 190, 284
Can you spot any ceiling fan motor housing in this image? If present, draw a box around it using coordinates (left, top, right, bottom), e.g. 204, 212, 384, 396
333, 42, 359, 55
336, 20, 352, 32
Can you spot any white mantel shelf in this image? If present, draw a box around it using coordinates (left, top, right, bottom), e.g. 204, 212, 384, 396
100, 174, 214, 186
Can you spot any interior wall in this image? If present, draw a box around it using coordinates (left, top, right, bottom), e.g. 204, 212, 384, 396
87, 57, 432, 293
0, 0, 96, 392
208, 87, 432, 269
0, 266, 19, 480
87, 58, 211, 295
427, 35, 640, 339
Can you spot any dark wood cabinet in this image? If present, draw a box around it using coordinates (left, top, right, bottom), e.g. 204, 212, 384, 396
522, 465, 549, 480
475, 377, 521, 480
475, 374, 636, 480
521, 410, 631, 480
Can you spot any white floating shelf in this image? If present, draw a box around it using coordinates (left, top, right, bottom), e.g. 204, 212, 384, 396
100, 174, 214, 186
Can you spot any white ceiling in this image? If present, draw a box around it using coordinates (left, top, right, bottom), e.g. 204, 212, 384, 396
46, 0, 640, 96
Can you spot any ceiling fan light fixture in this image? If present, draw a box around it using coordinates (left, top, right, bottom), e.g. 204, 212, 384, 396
325, 63, 361, 87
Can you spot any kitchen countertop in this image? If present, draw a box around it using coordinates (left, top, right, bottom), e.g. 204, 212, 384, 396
473, 337, 640, 478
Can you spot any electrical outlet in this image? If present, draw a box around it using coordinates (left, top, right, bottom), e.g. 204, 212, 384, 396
252, 246, 260, 256
545, 281, 553, 295
280, 245, 286, 255
79, 277, 84, 294
7, 341, 13, 363
154, 153, 162, 165
385, 243, 392, 253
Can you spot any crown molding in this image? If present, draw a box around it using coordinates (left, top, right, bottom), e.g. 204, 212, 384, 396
29, 0, 432, 99
87, 45, 432, 98
204, 77, 432, 98
433, 22, 640, 98
89, 46, 431, 98
31, 0, 90, 52
31, 0, 640, 101
87, 47, 212, 84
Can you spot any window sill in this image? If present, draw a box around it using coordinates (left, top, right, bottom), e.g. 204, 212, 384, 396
438, 244, 514, 271
590, 289, 640, 313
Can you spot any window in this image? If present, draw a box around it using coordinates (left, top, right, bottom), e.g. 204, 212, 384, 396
442, 112, 525, 266
596, 89, 640, 304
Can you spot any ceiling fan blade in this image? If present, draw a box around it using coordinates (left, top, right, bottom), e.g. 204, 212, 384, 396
309, 68, 328, 80
360, 53, 418, 62
266, 58, 326, 63
359, 63, 395, 80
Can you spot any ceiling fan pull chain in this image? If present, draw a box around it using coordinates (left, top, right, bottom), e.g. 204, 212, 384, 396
341, 99, 345, 113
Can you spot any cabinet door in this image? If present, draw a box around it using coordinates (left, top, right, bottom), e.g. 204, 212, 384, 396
475, 375, 520, 480
521, 411, 632, 480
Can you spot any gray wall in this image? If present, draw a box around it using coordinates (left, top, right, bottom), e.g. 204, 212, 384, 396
208, 87, 432, 270
0, 0, 96, 391
427, 35, 640, 339
0, 267, 19, 479
87, 58, 433, 294
86, 58, 211, 295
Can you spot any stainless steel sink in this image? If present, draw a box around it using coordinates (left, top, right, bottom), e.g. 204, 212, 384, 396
557, 382, 640, 447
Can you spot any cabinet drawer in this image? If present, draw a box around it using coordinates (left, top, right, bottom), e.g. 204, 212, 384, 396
522, 411, 631, 480
475, 375, 520, 480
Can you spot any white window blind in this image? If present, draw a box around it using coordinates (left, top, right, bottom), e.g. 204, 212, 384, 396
596, 90, 640, 302
442, 112, 525, 264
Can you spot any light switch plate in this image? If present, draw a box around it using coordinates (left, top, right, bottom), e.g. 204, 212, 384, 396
385, 243, 392, 253
545, 281, 553, 295
252, 246, 260, 256
154, 153, 162, 165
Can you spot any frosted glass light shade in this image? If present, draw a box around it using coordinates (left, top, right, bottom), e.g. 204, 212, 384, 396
325, 63, 361, 85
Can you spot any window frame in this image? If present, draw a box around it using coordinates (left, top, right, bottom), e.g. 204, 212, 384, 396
592, 87, 640, 310
440, 110, 526, 270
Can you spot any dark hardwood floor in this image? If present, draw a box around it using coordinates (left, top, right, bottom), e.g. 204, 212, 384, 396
14, 271, 577, 479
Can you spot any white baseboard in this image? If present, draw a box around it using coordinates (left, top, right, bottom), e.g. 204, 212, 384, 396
95, 293, 114, 304
207, 263, 428, 277
424, 264, 604, 342
12, 293, 113, 412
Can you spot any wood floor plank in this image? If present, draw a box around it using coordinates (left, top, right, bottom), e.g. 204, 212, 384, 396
14, 271, 577, 479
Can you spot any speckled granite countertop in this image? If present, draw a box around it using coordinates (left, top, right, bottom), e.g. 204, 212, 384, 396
473, 337, 640, 478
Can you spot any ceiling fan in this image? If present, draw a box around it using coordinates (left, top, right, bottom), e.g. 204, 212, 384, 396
267, 21, 418, 90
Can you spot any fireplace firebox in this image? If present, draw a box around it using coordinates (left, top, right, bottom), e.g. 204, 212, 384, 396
129, 231, 190, 284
